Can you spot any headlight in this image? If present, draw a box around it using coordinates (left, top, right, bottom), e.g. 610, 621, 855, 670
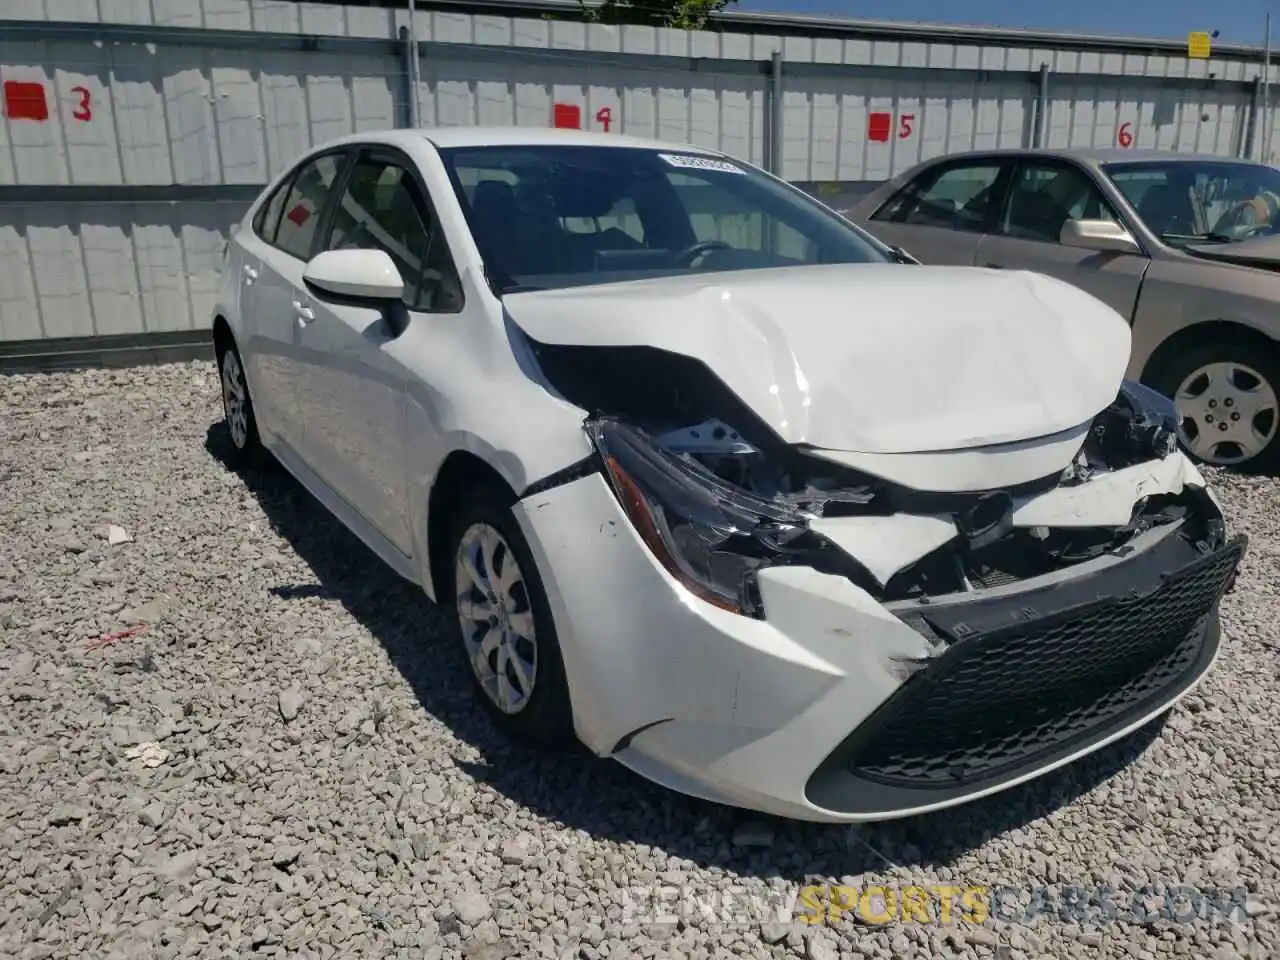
1088, 379, 1180, 467
587, 418, 808, 617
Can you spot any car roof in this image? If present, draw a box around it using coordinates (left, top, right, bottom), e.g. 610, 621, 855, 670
304, 126, 727, 156
911, 146, 1267, 168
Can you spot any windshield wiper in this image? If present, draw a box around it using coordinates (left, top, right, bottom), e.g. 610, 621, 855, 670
889, 245, 921, 264
1161, 232, 1235, 244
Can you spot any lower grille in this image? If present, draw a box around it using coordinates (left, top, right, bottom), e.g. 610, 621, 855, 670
838, 535, 1246, 790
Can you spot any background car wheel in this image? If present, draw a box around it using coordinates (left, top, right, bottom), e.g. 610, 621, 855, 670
216, 339, 265, 469
1148, 339, 1280, 472
445, 488, 576, 749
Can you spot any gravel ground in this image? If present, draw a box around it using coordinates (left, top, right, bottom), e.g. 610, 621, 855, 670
1, 360, 1278, 960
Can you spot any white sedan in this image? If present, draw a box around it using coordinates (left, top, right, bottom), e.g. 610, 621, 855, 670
213, 126, 1246, 823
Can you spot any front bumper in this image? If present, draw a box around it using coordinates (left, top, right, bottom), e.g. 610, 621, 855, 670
513, 471, 1245, 823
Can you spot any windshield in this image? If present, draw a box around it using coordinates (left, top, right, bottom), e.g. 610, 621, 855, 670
436, 144, 892, 293
1102, 159, 1280, 246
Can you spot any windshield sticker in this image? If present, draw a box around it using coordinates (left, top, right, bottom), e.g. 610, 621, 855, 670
658, 153, 747, 175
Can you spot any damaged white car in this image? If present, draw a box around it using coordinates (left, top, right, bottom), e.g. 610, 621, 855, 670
213, 128, 1247, 823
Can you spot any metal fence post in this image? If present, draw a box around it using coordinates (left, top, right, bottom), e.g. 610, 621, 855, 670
398, 25, 418, 128
1244, 75, 1262, 159
768, 50, 784, 175
1032, 63, 1050, 148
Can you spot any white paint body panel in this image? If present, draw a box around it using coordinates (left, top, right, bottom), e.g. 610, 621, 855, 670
220, 129, 1231, 823
504, 264, 1133, 454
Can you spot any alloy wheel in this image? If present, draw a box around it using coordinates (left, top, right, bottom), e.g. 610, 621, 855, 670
221, 349, 249, 450
454, 521, 538, 715
1174, 361, 1278, 466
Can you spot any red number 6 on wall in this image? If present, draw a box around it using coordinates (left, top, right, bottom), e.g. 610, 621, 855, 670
1117, 121, 1133, 148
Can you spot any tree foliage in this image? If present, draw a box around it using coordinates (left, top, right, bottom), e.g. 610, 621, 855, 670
576, 0, 736, 29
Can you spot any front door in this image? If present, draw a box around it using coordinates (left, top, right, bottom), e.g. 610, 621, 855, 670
296, 148, 466, 558
974, 159, 1150, 321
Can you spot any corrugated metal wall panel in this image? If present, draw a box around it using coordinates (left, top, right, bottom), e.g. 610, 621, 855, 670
0, 200, 241, 341
1046, 80, 1247, 154
780, 74, 1033, 181
0, 41, 406, 186
413, 61, 769, 164
2, 2, 1275, 348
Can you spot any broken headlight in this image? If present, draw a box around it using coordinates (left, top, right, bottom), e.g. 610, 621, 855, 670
587, 418, 808, 617
1088, 379, 1180, 467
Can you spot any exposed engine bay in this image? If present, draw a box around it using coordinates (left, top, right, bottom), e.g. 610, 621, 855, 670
531, 340, 1228, 615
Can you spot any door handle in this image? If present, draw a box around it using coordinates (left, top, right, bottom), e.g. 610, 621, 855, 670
292, 299, 315, 326
242, 264, 258, 281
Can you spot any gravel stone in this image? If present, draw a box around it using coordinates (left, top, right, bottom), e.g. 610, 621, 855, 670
2, 361, 1279, 960
277, 686, 305, 722
453, 891, 493, 927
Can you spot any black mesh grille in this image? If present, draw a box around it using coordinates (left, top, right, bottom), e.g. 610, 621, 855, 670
841, 537, 1245, 788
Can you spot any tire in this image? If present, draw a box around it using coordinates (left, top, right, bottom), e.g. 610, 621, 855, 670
1146, 337, 1280, 472
443, 486, 576, 749
216, 337, 266, 470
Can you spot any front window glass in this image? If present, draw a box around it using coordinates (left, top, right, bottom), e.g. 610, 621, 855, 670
1104, 160, 1280, 245
324, 158, 463, 312
1001, 163, 1118, 243
437, 145, 891, 294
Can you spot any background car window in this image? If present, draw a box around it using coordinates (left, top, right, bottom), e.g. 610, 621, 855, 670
273, 153, 343, 260
873, 163, 1002, 233
253, 180, 290, 244
1001, 164, 1117, 243
324, 158, 463, 312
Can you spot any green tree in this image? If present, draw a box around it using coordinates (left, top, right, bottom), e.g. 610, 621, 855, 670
577, 0, 736, 29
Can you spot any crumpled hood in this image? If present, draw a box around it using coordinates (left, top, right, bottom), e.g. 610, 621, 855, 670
506, 263, 1132, 455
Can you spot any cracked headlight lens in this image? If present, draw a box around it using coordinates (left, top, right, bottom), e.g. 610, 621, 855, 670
586, 418, 807, 617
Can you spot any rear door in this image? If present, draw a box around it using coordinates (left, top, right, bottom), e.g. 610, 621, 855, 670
232, 172, 296, 442
862, 157, 1014, 265
973, 158, 1150, 320
241, 149, 352, 458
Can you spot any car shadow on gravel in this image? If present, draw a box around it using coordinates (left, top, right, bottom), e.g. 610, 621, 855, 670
206, 423, 1170, 881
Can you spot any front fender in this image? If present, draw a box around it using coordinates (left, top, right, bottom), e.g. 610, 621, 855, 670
1129, 258, 1280, 379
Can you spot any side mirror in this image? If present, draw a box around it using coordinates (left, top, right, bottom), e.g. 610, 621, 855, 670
1059, 219, 1141, 255
303, 248, 404, 301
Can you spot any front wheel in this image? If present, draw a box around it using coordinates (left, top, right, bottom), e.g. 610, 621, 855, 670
444, 488, 576, 749
1147, 339, 1280, 471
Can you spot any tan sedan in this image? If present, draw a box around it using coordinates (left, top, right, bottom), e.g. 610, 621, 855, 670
846, 148, 1280, 470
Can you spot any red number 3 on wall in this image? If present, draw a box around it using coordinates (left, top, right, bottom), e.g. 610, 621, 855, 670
70, 85, 91, 122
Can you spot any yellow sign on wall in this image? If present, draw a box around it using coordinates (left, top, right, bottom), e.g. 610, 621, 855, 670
1188, 31, 1212, 59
